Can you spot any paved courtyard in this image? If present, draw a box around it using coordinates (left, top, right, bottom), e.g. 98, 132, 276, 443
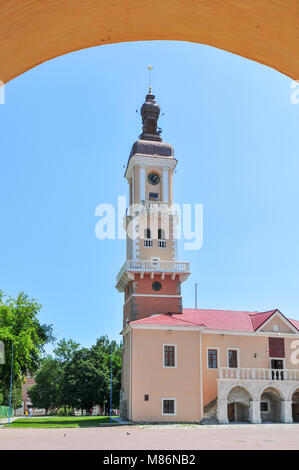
1, 424, 299, 450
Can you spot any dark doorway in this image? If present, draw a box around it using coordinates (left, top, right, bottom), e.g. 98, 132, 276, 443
228, 403, 235, 422
292, 391, 299, 422
271, 359, 284, 380
260, 387, 282, 422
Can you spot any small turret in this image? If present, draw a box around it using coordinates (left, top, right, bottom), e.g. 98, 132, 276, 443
139, 92, 162, 142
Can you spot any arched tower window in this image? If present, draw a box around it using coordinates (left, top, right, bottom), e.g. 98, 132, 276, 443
158, 228, 165, 240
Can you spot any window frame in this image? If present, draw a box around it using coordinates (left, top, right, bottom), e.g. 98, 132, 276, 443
144, 228, 151, 239
207, 347, 220, 370
269, 357, 286, 369
260, 401, 270, 413
163, 344, 177, 368
227, 348, 240, 368
149, 192, 159, 201
158, 228, 165, 240
161, 398, 177, 416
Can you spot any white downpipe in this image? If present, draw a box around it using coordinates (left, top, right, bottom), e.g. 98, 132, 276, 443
129, 327, 132, 421
199, 329, 203, 420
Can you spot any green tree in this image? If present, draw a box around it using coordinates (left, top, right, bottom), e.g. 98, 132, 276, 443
0, 291, 54, 406
1, 383, 22, 409
63, 347, 108, 412
53, 338, 80, 363
92, 337, 122, 409
62, 336, 122, 413
27, 357, 60, 414
53, 338, 80, 412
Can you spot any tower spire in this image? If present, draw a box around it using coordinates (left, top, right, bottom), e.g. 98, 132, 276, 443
139, 78, 162, 142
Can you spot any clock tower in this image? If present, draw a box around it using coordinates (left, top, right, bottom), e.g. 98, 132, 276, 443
116, 90, 190, 326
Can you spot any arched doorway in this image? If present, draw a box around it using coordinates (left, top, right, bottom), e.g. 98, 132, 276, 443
291, 390, 299, 423
227, 386, 251, 423
260, 387, 282, 423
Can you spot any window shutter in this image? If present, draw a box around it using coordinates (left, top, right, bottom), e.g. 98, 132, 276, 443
268, 337, 285, 358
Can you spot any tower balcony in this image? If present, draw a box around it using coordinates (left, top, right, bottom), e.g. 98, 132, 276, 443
141, 200, 177, 215
125, 201, 178, 219
116, 259, 190, 292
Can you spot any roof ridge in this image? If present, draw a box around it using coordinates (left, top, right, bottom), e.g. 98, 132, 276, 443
131, 313, 196, 325
173, 314, 206, 326
183, 307, 258, 314
249, 309, 277, 317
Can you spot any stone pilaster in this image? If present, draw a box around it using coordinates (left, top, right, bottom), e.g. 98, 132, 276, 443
282, 400, 293, 423
217, 399, 228, 424
250, 400, 262, 424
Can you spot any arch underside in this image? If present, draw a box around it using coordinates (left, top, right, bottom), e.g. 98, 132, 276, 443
1, 0, 299, 83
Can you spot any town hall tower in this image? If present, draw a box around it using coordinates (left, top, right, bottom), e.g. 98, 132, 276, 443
116, 90, 190, 326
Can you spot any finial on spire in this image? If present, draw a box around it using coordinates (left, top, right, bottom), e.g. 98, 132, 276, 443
147, 65, 153, 93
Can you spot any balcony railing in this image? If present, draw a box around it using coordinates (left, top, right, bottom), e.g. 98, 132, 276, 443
218, 367, 299, 381
116, 259, 190, 285
126, 259, 189, 273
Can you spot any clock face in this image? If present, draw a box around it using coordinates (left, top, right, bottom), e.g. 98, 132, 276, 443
147, 172, 160, 185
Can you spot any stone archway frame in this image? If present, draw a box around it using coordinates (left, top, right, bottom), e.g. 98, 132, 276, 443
258, 384, 297, 423
227, 385, 252, 423
287, 384, 299, 402
217, 379, 296, 424
289, 386, 299, 423
1, 1, 299, 84
217, 380, 254, 424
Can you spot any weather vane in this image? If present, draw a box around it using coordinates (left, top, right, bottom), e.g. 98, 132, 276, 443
147, 65, 153, 92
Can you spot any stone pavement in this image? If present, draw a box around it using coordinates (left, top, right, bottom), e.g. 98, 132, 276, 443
0, 423, 299, 450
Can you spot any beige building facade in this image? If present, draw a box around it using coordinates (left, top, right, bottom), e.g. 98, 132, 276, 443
121, 310, 299, 423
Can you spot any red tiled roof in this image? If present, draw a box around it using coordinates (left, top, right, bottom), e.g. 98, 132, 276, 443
249, 310, 278, 331
130, 308, 299, 333
131, 314, 202, 327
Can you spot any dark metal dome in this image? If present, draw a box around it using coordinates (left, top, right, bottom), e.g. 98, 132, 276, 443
139, 92, 162, 142
129, 139, 174, 158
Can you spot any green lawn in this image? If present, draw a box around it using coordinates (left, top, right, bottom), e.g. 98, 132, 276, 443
6, 416, 119, 428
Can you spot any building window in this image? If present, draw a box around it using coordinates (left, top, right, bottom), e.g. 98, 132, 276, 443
163, 345, 176, 367
208, 349, 218, 369
152, 281, 162, 291
149, 192, 159, 201
158, 240, 166, 248
144, 228, 153, 247
260, 401, 269, 412
228, 349, 238, 368
162, 398, 176, 415
144, 394, 149, 401
158, 229, 165, 240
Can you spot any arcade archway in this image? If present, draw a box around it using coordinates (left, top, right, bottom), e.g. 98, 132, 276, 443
0, 1, 299, 84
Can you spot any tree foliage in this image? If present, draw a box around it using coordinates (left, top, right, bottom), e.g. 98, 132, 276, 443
53, 338, 80, 363
28, 336, 122, 413
27, 357, 60, 414
0, 291, 54, 406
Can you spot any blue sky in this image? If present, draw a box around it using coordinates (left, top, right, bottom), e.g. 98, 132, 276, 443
0, 41, 298, 350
